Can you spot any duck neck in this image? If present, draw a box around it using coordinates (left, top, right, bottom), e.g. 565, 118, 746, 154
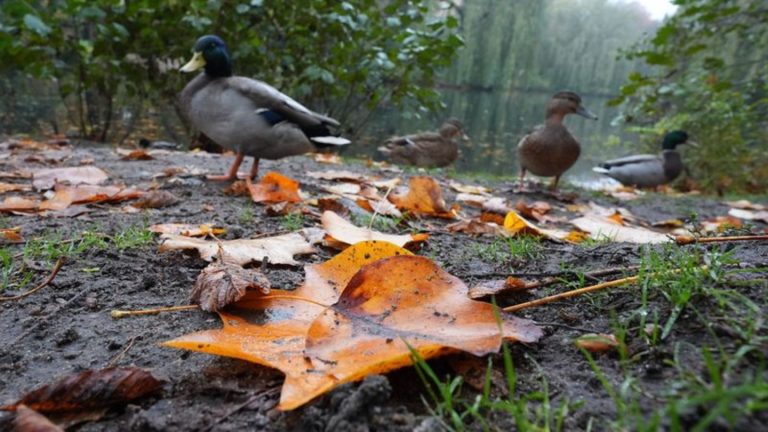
662, 150, 682, 179
204, 50, 233, 78
545, 110, 566, 125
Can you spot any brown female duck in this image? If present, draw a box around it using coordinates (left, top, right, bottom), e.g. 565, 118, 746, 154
378, 119, 466, 168
517, 91, 597, 190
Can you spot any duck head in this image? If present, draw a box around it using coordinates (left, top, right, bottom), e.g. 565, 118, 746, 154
439, 118, 468, 140
180, 35, 232, 77
662, 130, 691, 150
547, 91, 598, 121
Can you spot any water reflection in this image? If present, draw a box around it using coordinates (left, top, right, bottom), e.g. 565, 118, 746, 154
355, 89, 635, 186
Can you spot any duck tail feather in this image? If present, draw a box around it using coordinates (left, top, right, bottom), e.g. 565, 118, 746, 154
311, 136, 351, 146
593, 166, 610, 174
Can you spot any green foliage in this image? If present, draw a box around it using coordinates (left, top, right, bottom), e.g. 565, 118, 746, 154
280, 213, 305, 231
612, 0, 768, 194
473, 236, 542, 263
0, 0, 462, 140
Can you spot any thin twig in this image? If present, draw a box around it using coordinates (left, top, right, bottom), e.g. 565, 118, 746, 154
504, 275, 639, 313
676, 234, 768, 245
105, 335, 139, 367
205, 386, 281, 431
0, 258, 64, 302
111, 304, 198, 319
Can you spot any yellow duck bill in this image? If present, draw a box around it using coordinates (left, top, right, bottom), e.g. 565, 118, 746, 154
180, 52, 206, 73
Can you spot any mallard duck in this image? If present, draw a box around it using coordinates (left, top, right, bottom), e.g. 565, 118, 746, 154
377, 119, 466, 167
593, 130, 692, 188
179, 35, 350, 181
517, 91, 597, 190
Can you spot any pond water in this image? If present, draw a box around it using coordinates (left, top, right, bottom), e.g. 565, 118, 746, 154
355, 88, 636, 188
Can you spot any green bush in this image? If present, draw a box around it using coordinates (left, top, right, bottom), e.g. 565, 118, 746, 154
0, 0, 462, 141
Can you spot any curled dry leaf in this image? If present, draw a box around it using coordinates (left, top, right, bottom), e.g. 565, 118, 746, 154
246, 171, 301, 203
0, 367, 163, 413
700, 215, 743, 233
725, 199, 765, 211
118, 149, 154, 161
503, 210, 575, 242
321, 210, 426, 249
455, 193, 490, 208
159, 232, 315, 266
131, 190, 179, 209
165, 241, 542, 410
355, 198, 402, 217
515, 200, 552, 222
149, 223, 224, 237
570, 216, 670, 244
13, 405, 64, 432
575, 333, 619, 353
389, 176, 457, 219
32, 166, 109, 190
192, 262, 271, 312
223, 180, 250, 196
323, 183, 361, 196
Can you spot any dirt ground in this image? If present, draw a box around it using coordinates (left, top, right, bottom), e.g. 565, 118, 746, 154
0, 141, 766, 431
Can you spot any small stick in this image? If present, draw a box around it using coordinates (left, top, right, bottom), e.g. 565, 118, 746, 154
0, 257, 64, 302
676, 234, 768, 245
106, 335, 139, 367
111, 304, 198, 319
504, 275, 639, 313
368, 183, 395, 230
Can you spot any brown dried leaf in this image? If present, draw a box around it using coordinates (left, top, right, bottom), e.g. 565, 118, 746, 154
448, 181, 491, 195
223, 180, 250, 196
728, 208, 768, 223
1, 227, 24, 242
119, 149, 154, 161
570, 216, 670, 244
0, 196, 39, 213
445, 219, 500, 236
389, 176, 456, 219
131, 190, 179, 209
575, 334, 618, 353
314, 153, 343, 164
246, 172, 301, 203
1, 367, 162, 413
307, 170, 372, 183
192, 262, 271, 312
725, 199, 765, 211
0, 183, 31, 194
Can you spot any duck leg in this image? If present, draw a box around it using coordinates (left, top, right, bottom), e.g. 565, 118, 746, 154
549, 175, 560, 191
249, 158, 260, 180
207, 152, 245, 181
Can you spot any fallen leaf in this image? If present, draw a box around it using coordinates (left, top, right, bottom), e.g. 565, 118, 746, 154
389, 176, 456, 219
223, 180, 250, 196
652, 219, 685, 229
701, 215, 743, 233
304, 255, 542, 404
307, 170, 371, 183
448, 355, 507, 394
192, 262, 271, 312
575, 334, 618, 353
0, 183, 31, 194
370, 178, 401, 190
159, 232, 315, 266
482, 197, 512, 215
355, 198, 402, 217
323, 183, 361, 196
455, 193, 490, 208
314, 153, 343, 164
448, 181, 491, 195
0, 367, 163, 413
316, 197, 350, 216
725, 200, 765, 211
728, 208, 768, 223
38, 184, 144, 211
118, 149, 154, 160
445, 219, 501, 236
165, 241, 542, 410
503, 210, 573, 242
165, 241, 414, 410
321, 210, 425, 249
13, 405, 63, 432
131, 190, 179, 209
515, 200, 552, 222
149, 223, 224, 237
246, 172, 301, 203
32, 166, 109, 190
570, 216, 670, 244
0, 196, 39, 213
1, 227, 24, 242
468, 277, 530, 299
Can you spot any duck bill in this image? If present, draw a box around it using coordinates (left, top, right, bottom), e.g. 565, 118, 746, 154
684, 140, 699, 148
576, 105, 598, 120
180, 52, 206, 73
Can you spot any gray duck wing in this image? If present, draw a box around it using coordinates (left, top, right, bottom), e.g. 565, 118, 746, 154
599, 154, 658, 168
227, 77, 339, 128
